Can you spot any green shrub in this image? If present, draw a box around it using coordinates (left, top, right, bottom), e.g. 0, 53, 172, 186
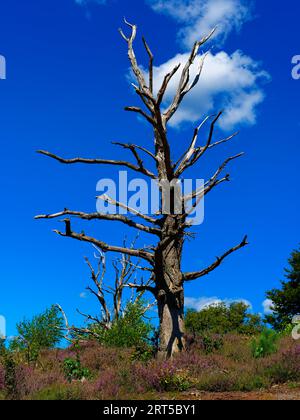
10, 305, 64, 362
265, 247, 300, 331
0, 339, 6, 357
186, 303, 262, 336
251, 329, 279, 359
267, 363, 296, 384
131, 343, 154, 363
160, 372, 191, 392
63, 357, 91, 382
95, 301, 152, 349
3, 355, 18, 399
202, 334, 224, 354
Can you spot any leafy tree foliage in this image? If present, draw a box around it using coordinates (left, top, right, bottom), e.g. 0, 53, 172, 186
92, 301, 153, 348
265, 247, 300, 331
10, 305, 64, 361
185, 302, 262, 335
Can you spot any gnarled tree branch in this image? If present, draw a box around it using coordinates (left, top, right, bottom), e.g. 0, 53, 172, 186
183, 236, 249, 281
53, 219, 155, 263
97, 194, 160, 225
37, 149, 156, 179
112, 141, 157, 163
142, 36, 154, 93
124, 106, 155, 126
184, 152, 244, 204
163, 28, 216, 123
35, 209, 161, 236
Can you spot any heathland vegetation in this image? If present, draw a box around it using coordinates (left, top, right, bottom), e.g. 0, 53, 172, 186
1, 248, 299, 400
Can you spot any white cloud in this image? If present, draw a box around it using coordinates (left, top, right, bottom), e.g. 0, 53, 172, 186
152, 50, 269, 130
145, 0, 268, 130
74, 0, 268, 130
79, 292, 88, 299
147, 0, 252, 48
186, 296, 252, 311
262, 299, 274, 314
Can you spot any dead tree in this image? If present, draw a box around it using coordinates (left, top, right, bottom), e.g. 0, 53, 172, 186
36, 20, 248, 359
79, 243, 154, 330
57, 244, 154, 343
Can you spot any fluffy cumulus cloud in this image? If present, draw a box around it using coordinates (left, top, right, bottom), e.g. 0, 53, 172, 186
262, 299, 274, 314
73, 0, 268, 130
186, 296, 252, 311
152, 50, 268, 130
144, 0, 269, 130
147, 0, 252, 48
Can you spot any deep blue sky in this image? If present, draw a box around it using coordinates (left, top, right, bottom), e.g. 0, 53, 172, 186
0, 0, 299, 337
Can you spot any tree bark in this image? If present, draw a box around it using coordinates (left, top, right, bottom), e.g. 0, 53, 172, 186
155, 215, 186, 359
157, 291, 185, 359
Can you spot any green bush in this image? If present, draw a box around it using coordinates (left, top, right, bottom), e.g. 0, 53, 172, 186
10, 305, 64, 362
0, 339, 6, 357
186, 302, 262, 336
3, 355, 18, 399
160, 372, 191, 392
131, 343, 154, 363
202, 334, 224, 354
164, 374, 192, 392
63, 357, 91, 382
265, 247, 300, 331
251, 329, 279, 359
95, 301, 152, 349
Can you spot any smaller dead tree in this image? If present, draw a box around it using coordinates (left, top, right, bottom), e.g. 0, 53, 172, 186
58, 240, 155, 343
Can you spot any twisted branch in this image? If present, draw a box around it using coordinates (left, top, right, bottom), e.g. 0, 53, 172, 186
37, 149, 156, 179
35, 209, 161, 236
184, 236, 249, 281
53, 219, 154, 263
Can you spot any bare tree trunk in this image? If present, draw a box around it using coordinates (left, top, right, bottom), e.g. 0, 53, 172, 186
157, 291, 185, 359
155, 215, 186, 359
